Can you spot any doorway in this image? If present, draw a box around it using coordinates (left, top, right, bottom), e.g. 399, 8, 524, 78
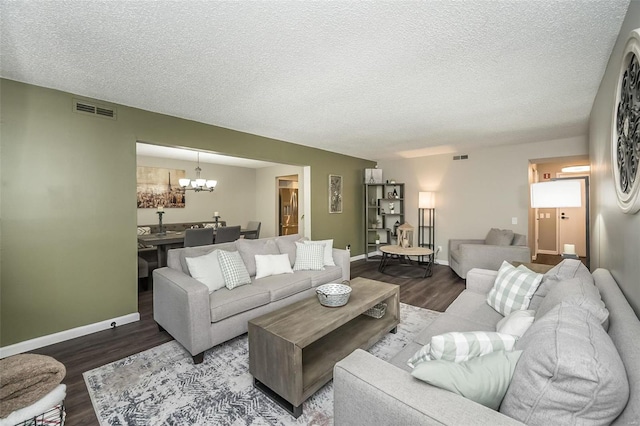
277, 175, 299, 236
529, 157, 590, 268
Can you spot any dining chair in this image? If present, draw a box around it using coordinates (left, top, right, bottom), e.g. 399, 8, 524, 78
245, 221, 261, 239
184, 227, 214, 247
215, 225, 241, 243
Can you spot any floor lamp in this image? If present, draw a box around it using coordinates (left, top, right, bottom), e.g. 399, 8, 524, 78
530, 178, 589, 268
418, 192, 436, 264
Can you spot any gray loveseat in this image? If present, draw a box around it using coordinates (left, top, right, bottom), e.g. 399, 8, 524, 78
334, 261, 639, 425
449, 229, 530, 279
153, 234, 350, 363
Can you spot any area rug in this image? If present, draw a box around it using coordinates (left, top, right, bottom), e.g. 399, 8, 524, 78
84, 303, 439, 426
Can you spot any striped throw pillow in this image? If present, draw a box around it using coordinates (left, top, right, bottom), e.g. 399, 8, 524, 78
293, 242, 325, 271
487, 261, 543, 315
408, 331, 517, 368
430, 331, 517, 363
217, 250, 251, 290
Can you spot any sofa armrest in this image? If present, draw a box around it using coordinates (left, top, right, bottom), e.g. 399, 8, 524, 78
334, 349, 523, 426
153, 267, 211, 356
466, 268, 499, 294
332, 248, 351, 282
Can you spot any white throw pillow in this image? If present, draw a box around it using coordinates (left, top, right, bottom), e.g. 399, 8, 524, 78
185, 250, 226, 293
217, 250, 251, 289
486, 261, 543, 315
254, 254, 294, 279
293, 242, 325, 271
302, 239, 335, 266
496, 310, 535, 338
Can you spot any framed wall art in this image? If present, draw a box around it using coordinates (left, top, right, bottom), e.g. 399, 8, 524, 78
137, 166, 186, 208
612, 29, 640, 214
329, 174, 343, 214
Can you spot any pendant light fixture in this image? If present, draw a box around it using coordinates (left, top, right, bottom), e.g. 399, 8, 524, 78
179, 152, 217, 192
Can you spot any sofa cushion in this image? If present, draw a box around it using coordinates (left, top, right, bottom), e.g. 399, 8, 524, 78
485, 228, 514, 246
534, 277, 609, 327
486, 261, 542, 315
412, 350, 523, 410
236, 238, 280, 277
209, 285, 270, 323
533, 258, 593, 302
254, 253, 293, 279
185, 249, 226, 293
501, 303, 629, 425
217, 250, 251, 289
414, 312, 498, 346
446, 292, 505, 329
511, 233, 526, 246
174, 242, 237, 274
293, 266, 343, 287
293, 242, 325, 271
251, 273, 312, 302
275, 234, 303, 267
302, 239, 335, 266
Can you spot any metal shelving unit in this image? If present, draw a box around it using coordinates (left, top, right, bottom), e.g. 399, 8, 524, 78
364, 183, 404, 260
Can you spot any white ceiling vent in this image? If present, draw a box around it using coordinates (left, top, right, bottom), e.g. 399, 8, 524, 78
73, 99, 116, 119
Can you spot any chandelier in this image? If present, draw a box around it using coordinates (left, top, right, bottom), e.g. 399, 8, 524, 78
179, 152, 217, 192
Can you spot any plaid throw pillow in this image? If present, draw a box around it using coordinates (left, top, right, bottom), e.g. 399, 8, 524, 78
487, 261, 543, 315
293, 242, 325, 271
217, 250, 251, 290
408, 331, 518, 368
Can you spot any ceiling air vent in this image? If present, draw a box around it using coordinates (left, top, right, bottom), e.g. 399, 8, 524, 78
73, 99, 116, 120
453, 154, 469, 160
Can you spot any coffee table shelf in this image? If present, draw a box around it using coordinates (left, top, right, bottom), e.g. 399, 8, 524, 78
248, 278, 400, 417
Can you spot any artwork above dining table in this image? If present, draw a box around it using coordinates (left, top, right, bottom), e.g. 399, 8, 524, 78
137, 166, 186, 208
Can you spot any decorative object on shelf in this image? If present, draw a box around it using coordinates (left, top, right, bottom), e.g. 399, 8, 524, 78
137, 166, 186, 208
156, 206, 166, 235
398, 222, 414, 248
179, 152, 217, 192
393, 220, 400, 236
329, 174, 343, 213
612, 29, 640, 214
418, 191, 436, 264
364, 168, 383, 184
392, 187, 398, 198
389, 202, 395, 214
316, 282, 352, 307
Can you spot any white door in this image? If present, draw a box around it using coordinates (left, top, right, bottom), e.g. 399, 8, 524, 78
557, 176, 587, 257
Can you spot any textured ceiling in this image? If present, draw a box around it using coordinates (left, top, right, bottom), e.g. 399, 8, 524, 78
0, 1, 630, 161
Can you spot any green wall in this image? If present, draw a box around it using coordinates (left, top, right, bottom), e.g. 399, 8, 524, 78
0, 79, 374, 346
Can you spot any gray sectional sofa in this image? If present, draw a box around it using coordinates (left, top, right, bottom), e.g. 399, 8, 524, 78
334, 260, 639, 425
153, 234, 350, 363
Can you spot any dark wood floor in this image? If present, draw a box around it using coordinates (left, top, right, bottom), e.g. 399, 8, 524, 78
32, 259, 465, 426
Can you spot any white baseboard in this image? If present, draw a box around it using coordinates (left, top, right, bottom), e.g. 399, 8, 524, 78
435, 259, 449, 266
350, 253, 366, 261
0, 312, 140, 359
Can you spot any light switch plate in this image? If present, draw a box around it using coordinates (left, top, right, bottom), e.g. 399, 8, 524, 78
512, 217, 518, 225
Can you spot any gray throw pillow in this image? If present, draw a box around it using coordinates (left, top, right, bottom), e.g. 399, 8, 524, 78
275, 234, 304, 267
534, 277, 609, 328
501, 303, 629, 425
485, 228, 514, 246
235, 239, 280, 277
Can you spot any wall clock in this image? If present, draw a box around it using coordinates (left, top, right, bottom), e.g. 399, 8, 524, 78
612, 29, 640, 214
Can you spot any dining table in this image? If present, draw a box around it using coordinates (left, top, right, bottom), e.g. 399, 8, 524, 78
138, 228, 256, 267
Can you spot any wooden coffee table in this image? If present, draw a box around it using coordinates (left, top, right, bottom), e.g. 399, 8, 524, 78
378, 244, 434, 277
248, 277, 400, 418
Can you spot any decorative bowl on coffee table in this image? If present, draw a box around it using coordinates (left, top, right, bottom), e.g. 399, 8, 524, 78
316, 283, 352, 307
